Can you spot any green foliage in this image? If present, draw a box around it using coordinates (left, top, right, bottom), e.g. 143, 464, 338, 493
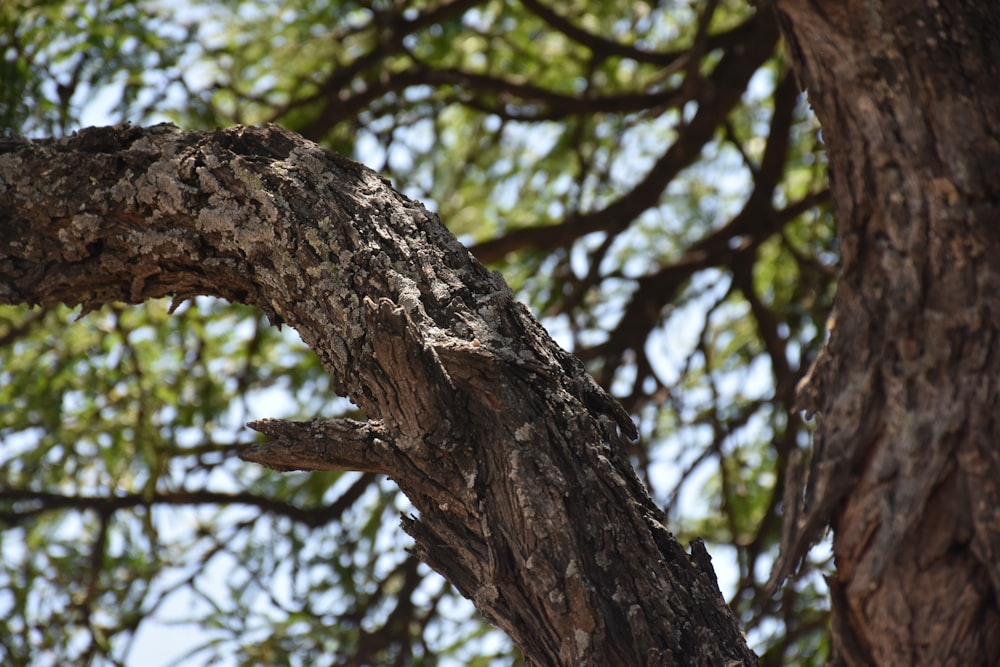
1, 301, 511, 665
0, 0, 190, 135
1, 0, 836, 664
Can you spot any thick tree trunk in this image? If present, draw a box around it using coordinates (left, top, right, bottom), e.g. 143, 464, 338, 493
0, 124, 757, 665
771, 1, 1000, 664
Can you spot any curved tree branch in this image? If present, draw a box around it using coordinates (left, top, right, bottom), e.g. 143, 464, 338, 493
0, 123, 757, 665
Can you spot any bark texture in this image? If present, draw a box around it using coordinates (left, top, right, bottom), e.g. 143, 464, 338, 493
771, 1, 1000, 664
0, 124, 757, 665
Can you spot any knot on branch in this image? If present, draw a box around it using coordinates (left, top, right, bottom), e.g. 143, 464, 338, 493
242, 296, 464, 478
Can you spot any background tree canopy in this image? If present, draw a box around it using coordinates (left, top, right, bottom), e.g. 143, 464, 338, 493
1, 0, 835, 665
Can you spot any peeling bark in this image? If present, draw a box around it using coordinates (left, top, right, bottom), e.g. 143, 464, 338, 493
0, 124, 757, 665
771, 1, 1000, 664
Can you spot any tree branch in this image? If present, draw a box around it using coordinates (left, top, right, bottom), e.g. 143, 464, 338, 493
0, 123, 756, 665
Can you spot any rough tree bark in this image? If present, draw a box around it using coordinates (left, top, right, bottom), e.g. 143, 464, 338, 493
770, 1, 1000, 664
0, 124, 757, 666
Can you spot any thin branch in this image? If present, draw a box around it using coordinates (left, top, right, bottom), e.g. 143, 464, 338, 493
470, 12, 779, 263
0, 488, 359, 528
520, 0, 759, 70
